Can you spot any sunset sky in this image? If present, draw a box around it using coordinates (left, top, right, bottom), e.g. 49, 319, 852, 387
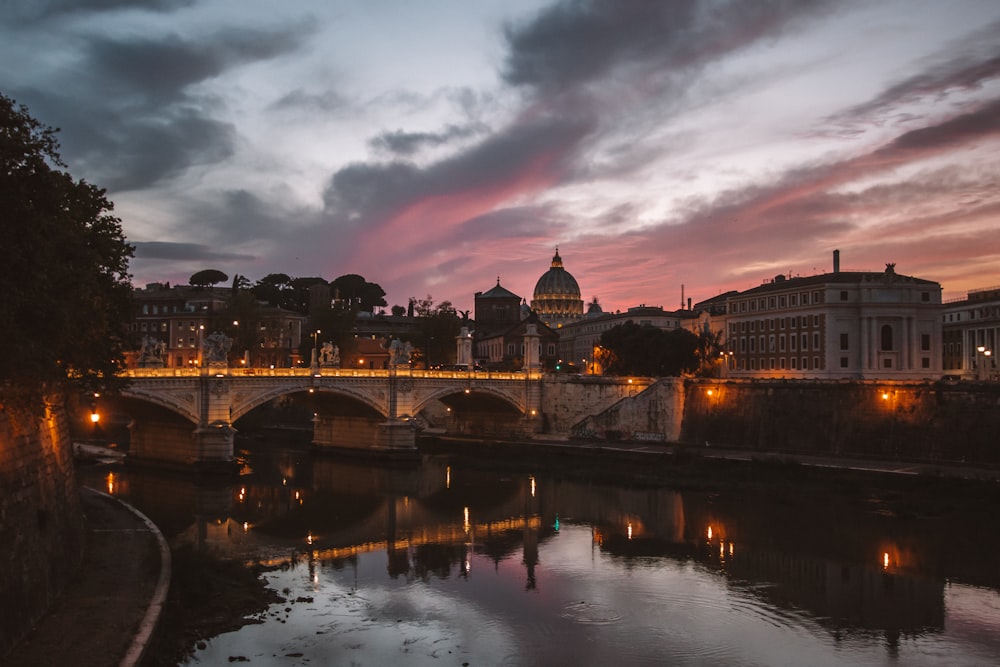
4, 0, 1000, 312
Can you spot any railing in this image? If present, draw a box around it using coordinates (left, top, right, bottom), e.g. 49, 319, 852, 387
124, 367, 543, 381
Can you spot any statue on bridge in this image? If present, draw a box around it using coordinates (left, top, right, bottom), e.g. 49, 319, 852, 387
138, 335, 166, 367
388, 338, 413, 367
319, 342, 340, 367
203, 331, 232, 364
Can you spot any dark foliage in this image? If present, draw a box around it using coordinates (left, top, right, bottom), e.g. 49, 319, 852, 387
0, 93, 133, 404
599, 321, 700, 376
188, 269, 228, 288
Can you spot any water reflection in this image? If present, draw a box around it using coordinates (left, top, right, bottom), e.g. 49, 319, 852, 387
81, 441, 1000, 666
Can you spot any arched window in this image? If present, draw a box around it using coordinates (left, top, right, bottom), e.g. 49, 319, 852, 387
881, 324, 893, 351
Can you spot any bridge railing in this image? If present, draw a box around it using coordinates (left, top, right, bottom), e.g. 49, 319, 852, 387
124, 367, 543, 380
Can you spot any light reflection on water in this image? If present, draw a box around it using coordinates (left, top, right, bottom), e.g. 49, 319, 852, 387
83, 444, 1000, 666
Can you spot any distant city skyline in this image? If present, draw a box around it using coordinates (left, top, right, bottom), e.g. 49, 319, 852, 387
3, 0, 999, 312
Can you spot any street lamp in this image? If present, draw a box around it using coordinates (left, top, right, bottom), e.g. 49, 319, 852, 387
196, 324, 205, 369
311, 329, 321, 370
977, 345, 991, 380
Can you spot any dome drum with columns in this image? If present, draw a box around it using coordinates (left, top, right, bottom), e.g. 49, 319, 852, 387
531, 249, 584, 328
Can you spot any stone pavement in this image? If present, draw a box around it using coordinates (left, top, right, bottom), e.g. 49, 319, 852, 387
1, 488, 170, 667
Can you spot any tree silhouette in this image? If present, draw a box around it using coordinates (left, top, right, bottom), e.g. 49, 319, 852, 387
0, 93, 133, 405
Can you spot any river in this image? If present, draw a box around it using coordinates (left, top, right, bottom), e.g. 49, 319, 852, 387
83, 438, 1000, 666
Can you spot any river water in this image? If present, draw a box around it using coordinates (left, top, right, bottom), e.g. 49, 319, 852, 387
84, 439, 1000, 666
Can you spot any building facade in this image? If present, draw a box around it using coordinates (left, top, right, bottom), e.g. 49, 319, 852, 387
473, 279, 559, 369
130, 283, 305, 369
942, 286, 1000, 380
717, 261, 942, 380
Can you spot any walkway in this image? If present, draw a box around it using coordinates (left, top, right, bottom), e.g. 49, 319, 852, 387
1, 488, 170, 667
440, 434, 1000, 482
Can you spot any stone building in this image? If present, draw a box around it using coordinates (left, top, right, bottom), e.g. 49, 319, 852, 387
130, 282, 305, 369
942, 286, 1000, 379
473, 279, 559, 369
715, 253, 942, 380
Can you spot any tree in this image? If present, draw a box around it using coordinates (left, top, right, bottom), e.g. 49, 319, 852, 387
0, 93, 133, 404
189, 269, 228, 289
599, 322, 700, 377
391, 305, 406, 317
407, 296, 462, 368
251, 273, 292, 307
330, 274, 387, 313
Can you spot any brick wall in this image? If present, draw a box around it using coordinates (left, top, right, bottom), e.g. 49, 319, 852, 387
0, 400, 84, 656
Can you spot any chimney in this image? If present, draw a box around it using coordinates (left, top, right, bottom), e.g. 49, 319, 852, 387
687, 297, 692, 311
833, 249, 840, 273
680, 284, 685, 310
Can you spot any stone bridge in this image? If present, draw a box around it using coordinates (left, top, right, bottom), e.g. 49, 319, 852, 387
118, 367, 543, 468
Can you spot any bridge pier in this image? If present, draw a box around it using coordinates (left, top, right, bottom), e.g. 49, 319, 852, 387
313, 415, 417, 456
128, 418, 235, 470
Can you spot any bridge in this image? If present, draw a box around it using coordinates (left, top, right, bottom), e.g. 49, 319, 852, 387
117, 366, 543, 468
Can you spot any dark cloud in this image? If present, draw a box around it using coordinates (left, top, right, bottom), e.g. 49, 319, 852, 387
5, 0, 194, 24
828, 22, 1000, 126
368, 122, 490, 156
269, 88, 349, 113
878, 97, 1000, 154
86, 110, 237, 191
175, 189, 319, 244
132, 241, 255, 262
85, 26, 309, 104
502, 0, 835, 93
7, 22, 313, 190
324, 114, 593, 226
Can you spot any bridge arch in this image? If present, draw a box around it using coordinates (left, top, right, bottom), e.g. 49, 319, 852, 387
120, 384, 200, 424
412, 385, 526, 416
230, 383, 388, 422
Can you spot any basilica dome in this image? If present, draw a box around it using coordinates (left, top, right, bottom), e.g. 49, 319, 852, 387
531, 249, 584, 326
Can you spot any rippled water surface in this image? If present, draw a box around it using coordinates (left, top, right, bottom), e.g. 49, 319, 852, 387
86, 443, 1000, 666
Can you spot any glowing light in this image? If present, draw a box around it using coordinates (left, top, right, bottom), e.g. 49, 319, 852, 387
729, 543, 734, 556
881, 392, 890, 401
243, 522, 249, 532
463, 506, 470, 533
446, 466, 451, 489
530, 476, 536, 498
307, 533, 313, 545
90, 411, 100, 423
706, 389, 714, 397
627, 522, 633, 540
707, 526, 713, 540
883, 552, 890, 570
464, 388, 471, 394
720, 543, 725, 557
105, 472, 115, 495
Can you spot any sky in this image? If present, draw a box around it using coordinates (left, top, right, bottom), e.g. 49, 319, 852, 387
3, 0, 1000, 313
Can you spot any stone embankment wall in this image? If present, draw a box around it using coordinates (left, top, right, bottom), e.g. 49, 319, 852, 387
566, 379, 685, 442
681, 379, 1000, 466
540, 375, 655, 435
0, 401, 85, 656
541, 376, 1000, 467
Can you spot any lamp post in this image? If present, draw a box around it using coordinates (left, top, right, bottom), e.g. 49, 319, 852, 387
979, 347, 993, 380
311, 329, 321, 370
196, 324, 205, 371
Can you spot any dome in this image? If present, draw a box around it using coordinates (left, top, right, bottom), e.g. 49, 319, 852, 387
531, 249, 584, 323
534, 250, 580, 299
